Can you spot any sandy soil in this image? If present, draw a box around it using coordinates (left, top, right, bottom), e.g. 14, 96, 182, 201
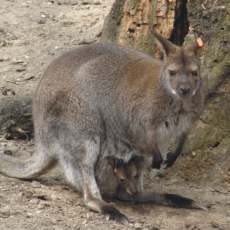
0, 0, 230, 229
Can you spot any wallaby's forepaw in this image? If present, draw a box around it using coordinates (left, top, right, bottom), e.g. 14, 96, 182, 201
165, 194, 207, 210
102, 205, 129, 224
163, 152, 177, 168
152, 155, 163, 169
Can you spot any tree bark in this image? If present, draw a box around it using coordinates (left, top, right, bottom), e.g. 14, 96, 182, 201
101, 0, 181, 56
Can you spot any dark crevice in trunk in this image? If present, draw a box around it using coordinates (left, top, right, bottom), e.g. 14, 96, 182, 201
169, 0, 189, 45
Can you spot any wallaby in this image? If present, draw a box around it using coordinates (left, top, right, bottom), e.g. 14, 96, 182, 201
0, 30, 204, 223
106, 155, 204, 210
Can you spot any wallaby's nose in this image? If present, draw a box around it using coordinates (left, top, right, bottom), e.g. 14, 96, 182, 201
178, 86, 191, 97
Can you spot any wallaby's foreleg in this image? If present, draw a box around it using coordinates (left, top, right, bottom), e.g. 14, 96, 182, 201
151, 143, 163, 169
164, 133, 187, 168
60, 137, 128, 223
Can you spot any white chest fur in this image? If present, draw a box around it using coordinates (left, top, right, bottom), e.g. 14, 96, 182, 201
156, 113, 192, 158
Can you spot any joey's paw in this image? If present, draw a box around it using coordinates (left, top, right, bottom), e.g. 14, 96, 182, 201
163, 152, 177, 168
102, 205, 129, 224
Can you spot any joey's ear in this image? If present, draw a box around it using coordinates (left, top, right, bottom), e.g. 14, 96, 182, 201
186, 37, 204, 56
106, 156, 124, 169
106, 156, 116, 169
151, 28, 177, 58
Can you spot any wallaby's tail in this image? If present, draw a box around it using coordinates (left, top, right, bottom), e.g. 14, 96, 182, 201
117, 191, 207, 210
0, 150, 56, 179
137, 192, 207, 210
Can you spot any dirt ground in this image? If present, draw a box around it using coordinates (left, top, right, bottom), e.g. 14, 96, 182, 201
0, 0, 230, 229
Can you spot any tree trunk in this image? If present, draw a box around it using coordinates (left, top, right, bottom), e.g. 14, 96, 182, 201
101, 0, 188, 56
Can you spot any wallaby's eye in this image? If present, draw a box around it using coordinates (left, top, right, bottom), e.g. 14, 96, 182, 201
169, 70, 177, 76
191, 71, 198, 76
134, 175, 139, 179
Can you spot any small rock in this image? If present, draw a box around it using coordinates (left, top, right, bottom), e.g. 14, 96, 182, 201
37, 202, 50, 209
150, 227, 160, 230
0, 57, 10, 62
3, 149, 13, 155
29, 198, 40, 204
50, 193, 59, 201
134, 222, 142, 230
81, 1, 90, 5
26, 212, 33, 218
31, 181, 41, 188
1, 87, 16, 96
192, 151, 196, 157
211, 222, 222, 229
19, 191, 33, 199
86, 213, 90, 219
35, 194, 49, 201
93, 1, 101, 5
11, 59, 25, 65
37, 18, 47, 24
82, 219, 87, 225
0, 210, 11, 218
36, 209, 43, 214
16, 67, 26, 72
78, 38, 96, 45
62, 21, 74, 27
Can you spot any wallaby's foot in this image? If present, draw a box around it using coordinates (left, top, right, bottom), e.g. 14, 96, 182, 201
101, 205, 129, 224
85, 197, 129, 224
164, 194, 207, 210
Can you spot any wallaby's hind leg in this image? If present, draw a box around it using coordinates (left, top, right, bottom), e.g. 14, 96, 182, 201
60, 137, 128, 223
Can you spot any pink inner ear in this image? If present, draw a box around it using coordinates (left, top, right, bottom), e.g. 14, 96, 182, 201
196, 37, 204, 48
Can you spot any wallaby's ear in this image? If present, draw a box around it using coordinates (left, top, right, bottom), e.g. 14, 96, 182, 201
151, 28, 177, 58
186, 37, 204, 56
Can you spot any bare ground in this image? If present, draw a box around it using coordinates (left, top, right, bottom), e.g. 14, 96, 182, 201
0, 0, 230, 229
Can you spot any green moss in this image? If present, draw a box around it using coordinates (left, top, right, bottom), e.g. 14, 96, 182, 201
150, 0, 158, 25
136, 33, 156, 56
127, 0, 139, 11
185, 91, 230, 154
101, 0, 126, 42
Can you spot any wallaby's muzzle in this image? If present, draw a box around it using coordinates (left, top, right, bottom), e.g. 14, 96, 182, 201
177, 84, 192, 97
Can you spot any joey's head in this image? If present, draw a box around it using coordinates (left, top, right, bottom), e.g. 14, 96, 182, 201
106, 155, 144, 196
153, 30, 204, 99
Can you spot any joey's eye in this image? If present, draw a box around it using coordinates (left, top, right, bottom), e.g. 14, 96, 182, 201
191, 71, 198, 76
169, 70, 177, 76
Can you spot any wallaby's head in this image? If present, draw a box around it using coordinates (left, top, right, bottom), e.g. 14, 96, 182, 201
153, 30, 204, 99
106, 155, 144, 195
